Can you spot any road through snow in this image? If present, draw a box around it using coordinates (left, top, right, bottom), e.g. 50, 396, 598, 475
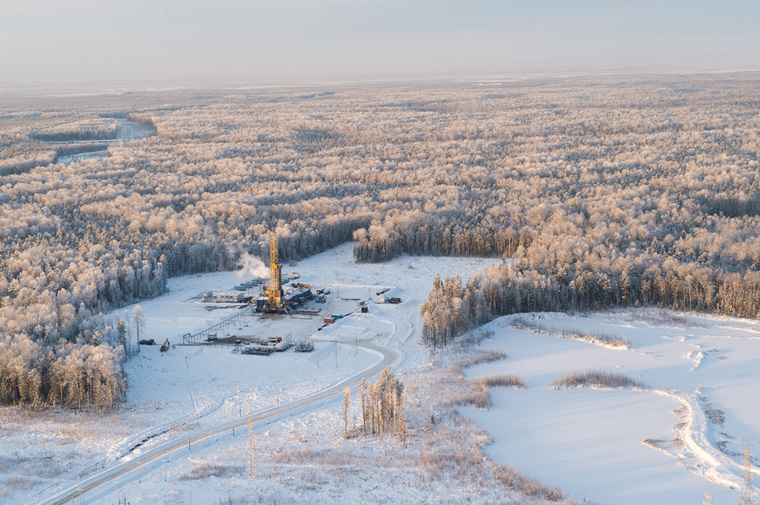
39, 340, 396, 505
9, 245, 498, 505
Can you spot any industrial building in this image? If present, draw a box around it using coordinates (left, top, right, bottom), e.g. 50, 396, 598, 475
283, 286, 313, 306
234, 278, 263, 291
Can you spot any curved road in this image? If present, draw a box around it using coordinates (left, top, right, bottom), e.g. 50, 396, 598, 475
39, 339, 398, 505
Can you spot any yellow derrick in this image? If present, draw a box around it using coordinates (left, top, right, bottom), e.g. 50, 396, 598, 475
268, 231, 283, 309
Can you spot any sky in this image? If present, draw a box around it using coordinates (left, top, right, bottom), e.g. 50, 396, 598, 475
2, 0, 760, 89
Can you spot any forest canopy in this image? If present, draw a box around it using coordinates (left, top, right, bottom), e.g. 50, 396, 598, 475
1, 74, 760, 404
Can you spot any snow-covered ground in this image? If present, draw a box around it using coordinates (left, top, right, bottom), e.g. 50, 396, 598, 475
465, 310, 760, 505
6, 243, 760, 504
5, 244, 499, 505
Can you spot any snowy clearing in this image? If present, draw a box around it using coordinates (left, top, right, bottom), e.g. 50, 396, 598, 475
465, 310, 760, 505
6, 244, 500, 505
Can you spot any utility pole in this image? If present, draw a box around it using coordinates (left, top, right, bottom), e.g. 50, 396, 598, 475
741, 438, 756, 505
334, 338, 338, 368
117, 480, 128, 505
248, 403, 255, 479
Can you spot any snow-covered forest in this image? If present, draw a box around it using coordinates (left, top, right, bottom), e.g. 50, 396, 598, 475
1, 74, 759, 406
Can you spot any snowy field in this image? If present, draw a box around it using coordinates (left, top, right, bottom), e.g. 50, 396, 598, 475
5, 244, 499, 505
465, 310, 760, 505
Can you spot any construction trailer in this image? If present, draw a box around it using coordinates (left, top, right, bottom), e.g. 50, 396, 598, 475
216, 291, 246, 303
241, 336, 292, 355
234, 278, 263, 291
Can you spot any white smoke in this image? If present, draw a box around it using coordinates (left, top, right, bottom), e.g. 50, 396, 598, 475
237, 253, 270, 279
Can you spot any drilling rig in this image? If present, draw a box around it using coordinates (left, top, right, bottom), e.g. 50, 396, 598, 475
255, 230, 313, 313
268, 231, 283, 311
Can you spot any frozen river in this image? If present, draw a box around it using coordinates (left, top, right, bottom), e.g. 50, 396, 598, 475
54, 118, 155, 164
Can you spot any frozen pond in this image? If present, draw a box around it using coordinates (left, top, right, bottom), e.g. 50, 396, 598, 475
465, 311, 760, 504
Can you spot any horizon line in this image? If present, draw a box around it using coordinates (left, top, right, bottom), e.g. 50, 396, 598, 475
2, 62, 760, 99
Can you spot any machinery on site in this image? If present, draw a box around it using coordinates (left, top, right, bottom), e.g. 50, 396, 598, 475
256, 231, 313, 313
240, 336, 292, 355
160, 338, 170, 352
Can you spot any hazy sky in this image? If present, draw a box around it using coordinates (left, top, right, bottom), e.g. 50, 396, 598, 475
2, 0, 760, 88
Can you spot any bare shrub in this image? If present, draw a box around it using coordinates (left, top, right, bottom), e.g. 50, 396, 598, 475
449, 374, 526, 409
181, 462, 243, 480
642, 438, 668, 449
634, 309, 702, 328
513, 318, 631, 349
3, 475, 38, 491
550, 370, 647, 390
459, 349, 507, 368
433, 345, 523, 410
457, 329, 495, 349
476, 374, 526, 389
698, 396, 726, 427
213, 494, 269, 505
271, 447, 360, 467
494, 463, 566, 501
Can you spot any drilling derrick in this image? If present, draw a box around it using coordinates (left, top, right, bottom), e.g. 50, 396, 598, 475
268, 231, 283, 311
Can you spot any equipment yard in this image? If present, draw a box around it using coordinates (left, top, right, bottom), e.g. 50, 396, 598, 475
6, 243, 498, 505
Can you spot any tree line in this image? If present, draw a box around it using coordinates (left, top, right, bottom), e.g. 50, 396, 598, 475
0, 333, 126, 412
421, 256, 760, 349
